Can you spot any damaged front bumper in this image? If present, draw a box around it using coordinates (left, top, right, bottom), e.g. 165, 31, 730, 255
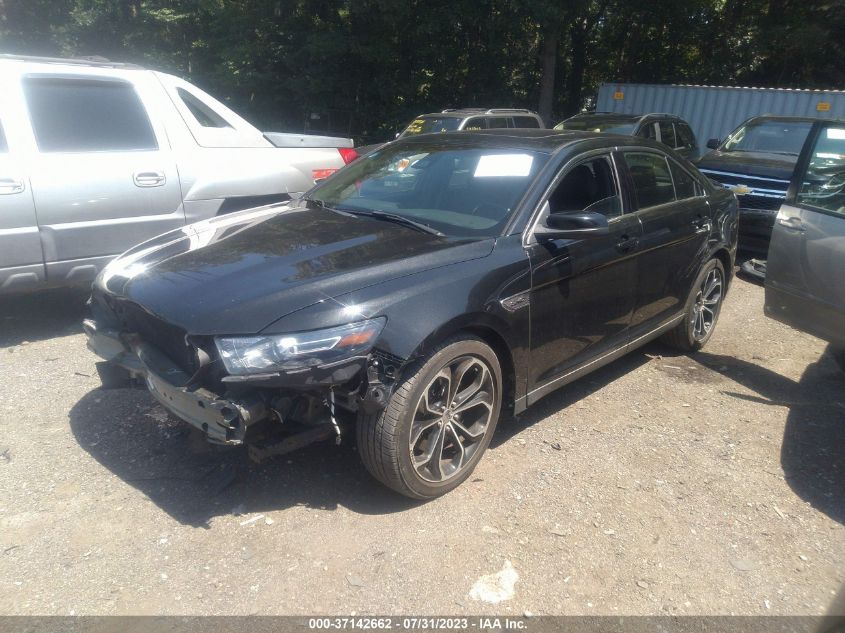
84, 319, 269, 444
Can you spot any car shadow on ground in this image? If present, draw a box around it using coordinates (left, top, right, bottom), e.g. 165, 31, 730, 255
68, 348, 656, 528
694, 347, 845, 525
0, 286, 90, 347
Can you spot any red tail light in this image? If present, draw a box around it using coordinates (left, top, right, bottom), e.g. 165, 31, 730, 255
338, 147, 359, 164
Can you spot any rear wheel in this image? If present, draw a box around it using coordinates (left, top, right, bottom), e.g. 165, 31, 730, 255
357, 336, 502, 499
663, 259, 726, 352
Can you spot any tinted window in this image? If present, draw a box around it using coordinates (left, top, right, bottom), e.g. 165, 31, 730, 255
177, 88, 231, 128
463, 118, 487, 131
310, 144, 549, 237
513, 116, 540, 129
797, 126, 845, 217
638, 123, 657, 140
669, 160, 698, 199
625, 152, 675, 209
487, 117, 509, 129
24, 77, 157, 152
400, 117, 461, 137
0, 121, 7, 152
549, 156, 622, 218
659, 121, 677, 148
556, 118, 637, 134
723, 119, 812, 155
676, 123, 696, 148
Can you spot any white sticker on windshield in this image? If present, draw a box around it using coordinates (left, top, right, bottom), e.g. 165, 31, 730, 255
474, 154, 534, 178
826, 128, 845, 140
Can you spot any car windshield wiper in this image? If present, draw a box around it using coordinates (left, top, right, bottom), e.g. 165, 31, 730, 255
341, 209, 445, 237
303, 197, 356, 217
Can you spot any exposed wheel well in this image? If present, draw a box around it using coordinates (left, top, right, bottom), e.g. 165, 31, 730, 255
712, 247, 734, 289
459, 326, 517, 413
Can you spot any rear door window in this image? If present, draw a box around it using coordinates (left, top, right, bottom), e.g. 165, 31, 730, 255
658, 121, 677, 148
624, 152, 676, 209
638, 123, 657, 140
675, 123, 696, 149
23, 77, 157, 152
513, 116, 540, 129
487, 117, 509, 129
462, 117, 488, 131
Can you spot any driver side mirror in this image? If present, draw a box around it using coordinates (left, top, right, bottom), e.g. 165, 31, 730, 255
535, 208, 609, 241
706, 138, 720, 150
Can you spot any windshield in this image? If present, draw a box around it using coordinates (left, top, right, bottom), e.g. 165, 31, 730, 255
554, 119, 636, 134
400, 117, 462, 137
722, 120, 812, 155
307, 143, 549, 237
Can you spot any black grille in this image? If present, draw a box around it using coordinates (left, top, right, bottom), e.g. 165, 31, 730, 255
114, 300, 198, 374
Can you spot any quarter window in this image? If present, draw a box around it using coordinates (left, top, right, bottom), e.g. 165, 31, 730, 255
669, 160, 699, 199
625, 152, 675, 209
177, 88, 232, 128
23, 77, 157, 152
658, 121, 677, 148
548, 156, 622, 219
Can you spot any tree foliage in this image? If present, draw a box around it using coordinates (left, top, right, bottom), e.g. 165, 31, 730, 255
1, 0, 842, 142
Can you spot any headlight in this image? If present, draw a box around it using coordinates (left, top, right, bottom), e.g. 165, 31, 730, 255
215, 318, 386, 376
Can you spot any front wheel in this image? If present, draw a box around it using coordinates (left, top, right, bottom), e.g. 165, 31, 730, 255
663, 259, 726, 352
356, 336, 503, 499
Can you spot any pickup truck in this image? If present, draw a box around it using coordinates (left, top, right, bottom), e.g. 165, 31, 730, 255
0, 54, 356, 293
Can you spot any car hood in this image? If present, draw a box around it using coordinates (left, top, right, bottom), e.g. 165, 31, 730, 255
696, 150, 797, 181
98, 204, 494, 334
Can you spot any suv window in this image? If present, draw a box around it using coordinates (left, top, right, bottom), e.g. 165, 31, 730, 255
0, 121, 7, 152
177, 88, 232, 128
797, 125, 845, 217
659, 121, 677, 148
675, 123, 696, 149
548, 156, 622, 218
23, 77, 157, 152
638, 123, 657, 140
625, 152, 675, 209
513, 116, 540, 129
669, 160, 699, 199
463, 118, 487, 131
487, 117, 509, 129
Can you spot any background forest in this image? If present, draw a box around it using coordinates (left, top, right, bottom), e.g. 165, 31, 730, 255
1, 0, 843, 142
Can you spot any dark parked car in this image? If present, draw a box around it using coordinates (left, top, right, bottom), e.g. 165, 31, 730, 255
697, 115, 818, 257
85, 130, 737, 498
766, 119, 845, 372
554, 113, 699, 160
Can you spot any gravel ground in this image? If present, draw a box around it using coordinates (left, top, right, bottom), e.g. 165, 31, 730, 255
0, 274, 842, 616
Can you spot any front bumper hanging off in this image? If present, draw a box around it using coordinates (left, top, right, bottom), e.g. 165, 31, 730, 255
83, 319, 268, 444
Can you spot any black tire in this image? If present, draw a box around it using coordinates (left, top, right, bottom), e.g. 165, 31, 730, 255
662, 258, 726, 352
356, 335, 503, 499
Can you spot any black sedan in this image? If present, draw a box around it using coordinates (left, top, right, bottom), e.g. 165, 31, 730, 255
85, 130, 738, 498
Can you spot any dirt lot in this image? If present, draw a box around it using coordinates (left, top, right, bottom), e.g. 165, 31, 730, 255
0, 274, 842, 616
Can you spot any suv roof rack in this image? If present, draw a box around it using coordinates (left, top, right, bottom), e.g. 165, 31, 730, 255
486, 108, 534, 114
0, 53, 145, 70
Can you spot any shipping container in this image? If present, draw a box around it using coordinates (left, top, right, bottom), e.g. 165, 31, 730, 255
595, 83, 845, 150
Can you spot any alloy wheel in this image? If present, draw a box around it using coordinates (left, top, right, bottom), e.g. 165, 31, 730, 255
691, 267, 723, 341
409, 355, 496, 483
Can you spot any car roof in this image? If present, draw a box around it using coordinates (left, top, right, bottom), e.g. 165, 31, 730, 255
566, 112, 685, 123
0, 53, 144, 70
394, 128, 664, 153
418, 108, 540, 119
743, 114, 830, 124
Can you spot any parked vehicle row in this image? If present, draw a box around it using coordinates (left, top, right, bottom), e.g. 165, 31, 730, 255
85, 130, 738, 498
0, 54, 357, 294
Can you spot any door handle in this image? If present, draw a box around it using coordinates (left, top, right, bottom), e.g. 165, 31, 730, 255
615, 235, 639, 253
692, 214, 711, 233
0, 178, 24, 195
777, 216, 805, 232
133, 171, 166, 187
